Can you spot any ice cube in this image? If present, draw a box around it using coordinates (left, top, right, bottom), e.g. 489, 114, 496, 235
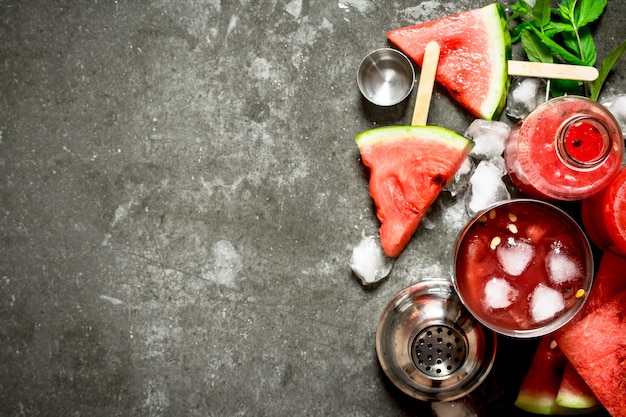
432, 398, 478, 417
497, 238, 534, 276
483, 277, 518, 309
506, 77, 548, 120
464, 119, 511, 161
445, 155, 475, 197
529, 284, 565, 323
546, 250, 582, 285
349, 235, 394, 285
600, 94, 626, 136
466, 157, 511, 216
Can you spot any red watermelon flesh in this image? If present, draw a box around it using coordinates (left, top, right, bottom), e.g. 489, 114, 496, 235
564, 251, 626, 327
356, 125, 473, 257
515, 336, 568, 415
557, 290, 626, 417
554, 252, 626, 410
387, 3, 511, 120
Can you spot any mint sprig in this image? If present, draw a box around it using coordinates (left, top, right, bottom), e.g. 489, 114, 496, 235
509, 0, 626, 99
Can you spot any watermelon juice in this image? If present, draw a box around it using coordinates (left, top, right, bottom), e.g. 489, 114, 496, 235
453, 199, 593, 338
504, 96, 623, 201
581, 166, 626, 257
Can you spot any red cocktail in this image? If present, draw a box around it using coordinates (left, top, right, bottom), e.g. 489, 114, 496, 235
581, 166, 626, 257
504, 96, 623, 201
454, 199, 593, 338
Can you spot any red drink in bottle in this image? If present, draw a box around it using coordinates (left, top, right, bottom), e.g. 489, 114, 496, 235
504, 96, 623, 201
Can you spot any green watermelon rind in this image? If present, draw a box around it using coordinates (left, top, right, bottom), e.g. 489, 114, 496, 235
355, 125, 472, 150
479, 3, 511, 120
515, 392, 561, 415
556, 364, 601, 411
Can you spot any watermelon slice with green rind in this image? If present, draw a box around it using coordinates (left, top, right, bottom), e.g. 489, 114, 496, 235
387, 3, 511, 120
556, 362, 600, 410
356, 125, 473, 257
515, 336, 568, 415
558, 290, 626, 417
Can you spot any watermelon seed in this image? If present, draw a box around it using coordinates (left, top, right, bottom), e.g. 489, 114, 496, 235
507, 223, 518, 234
508, 212, 518, 222
489, 209, 496, 219
479, 215, 488, 224
575, 289, 585, 299
490, 236, 502, 249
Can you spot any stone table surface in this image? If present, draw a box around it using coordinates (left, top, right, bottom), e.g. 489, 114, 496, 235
1, 0, 624, 416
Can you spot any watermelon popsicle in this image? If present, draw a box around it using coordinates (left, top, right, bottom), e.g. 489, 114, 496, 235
387, 3, 599, 120
355, 41, 474, 258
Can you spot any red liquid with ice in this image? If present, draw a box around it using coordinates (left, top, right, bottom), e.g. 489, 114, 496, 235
454, 200, 592, 335
504, 96, 623, 201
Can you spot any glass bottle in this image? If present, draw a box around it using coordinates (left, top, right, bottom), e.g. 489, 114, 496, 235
504, 96, 624, 201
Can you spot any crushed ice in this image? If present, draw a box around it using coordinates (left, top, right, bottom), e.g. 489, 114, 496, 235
432, 398, 478, 417
546, 250, 582, 285
506, 77, 547, 120
466, 156, 511, 216
529, 284, 565, 323
497, 238, 534, 276
464, 119, 511, 161
445, 155, 475, 197
349, 235, 394, 285
483, 277, 518, 310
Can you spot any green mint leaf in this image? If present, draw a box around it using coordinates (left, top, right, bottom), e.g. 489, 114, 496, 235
511, 21, 534, 43
511, 0, 533, 16
579, 26, 597, 66
521, 29, 553, 63
544, 21, 575, 39
559, 0, 576, 25
551, 79, 584, 97
533, 0, 551, 28
562, 31, 581, 57
561, 28, 595, 65
576, 0, 607, 28
590, 39, 626, 100
530, 26, 586, 65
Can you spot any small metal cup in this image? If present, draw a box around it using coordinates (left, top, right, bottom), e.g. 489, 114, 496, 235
376, 279, 497, 402
357, 48, 415, 106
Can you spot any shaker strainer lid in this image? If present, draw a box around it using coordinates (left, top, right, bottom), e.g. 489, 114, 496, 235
375, 279, 497, 402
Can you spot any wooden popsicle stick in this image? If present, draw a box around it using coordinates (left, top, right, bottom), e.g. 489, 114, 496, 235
411, 41, 440, 127
508, 60, 599, 81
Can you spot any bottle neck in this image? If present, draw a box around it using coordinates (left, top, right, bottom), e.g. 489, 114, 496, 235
556, 115, 612, 170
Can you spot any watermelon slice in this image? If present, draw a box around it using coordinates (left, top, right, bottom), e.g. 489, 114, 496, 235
356, 125, 473, 257
556, 362, 600, 410
387, 3, 511, 120
515, 336, 568, 415
558, 290, 626, 417
558, 251, 626, 336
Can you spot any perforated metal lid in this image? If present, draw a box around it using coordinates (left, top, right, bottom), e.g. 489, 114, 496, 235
376, 279, 497, 401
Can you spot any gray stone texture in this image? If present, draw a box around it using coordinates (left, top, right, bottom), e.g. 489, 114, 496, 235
1, 0, 623, 416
